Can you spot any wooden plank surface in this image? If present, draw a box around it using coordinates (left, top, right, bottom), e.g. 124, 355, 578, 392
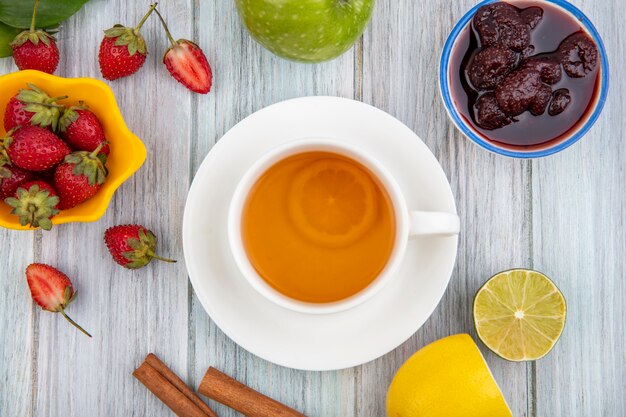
531, 1, 626, 416
360, 2, 530, 415
0, 0, 624, 416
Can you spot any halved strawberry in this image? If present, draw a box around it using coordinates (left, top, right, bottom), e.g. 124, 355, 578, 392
26, 263, 91, 337
154, 8, 212, 94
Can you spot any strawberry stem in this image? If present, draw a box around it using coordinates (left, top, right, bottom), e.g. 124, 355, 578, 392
153, 7, 177, 47
30, 0, 39, 32
60, 310, 92, 338
148, 250, 177, 263
136, 3, 158, 32
22, 100, 66, 109
89, 142, 106, 158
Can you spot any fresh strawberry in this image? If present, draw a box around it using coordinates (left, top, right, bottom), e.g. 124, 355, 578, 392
10, 0, 59, 74
104, 224, 176, 269
25, 263, 91, 337
54, 143, 108, 210
155, 8, 212, 94
1, 126, 70, 172
0, 166, 36, 200
4, 84, 67, 131
58, 103, 109, 155
98, 3, 157, 80
4, 181, 59, 230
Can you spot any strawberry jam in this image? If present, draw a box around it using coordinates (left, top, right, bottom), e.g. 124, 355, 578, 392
449, 1, 601, 148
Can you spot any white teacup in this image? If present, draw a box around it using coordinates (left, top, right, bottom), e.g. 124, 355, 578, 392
228, 138, 460, 314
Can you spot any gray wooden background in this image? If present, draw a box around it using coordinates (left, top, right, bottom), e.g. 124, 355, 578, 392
0, 1, 624, 416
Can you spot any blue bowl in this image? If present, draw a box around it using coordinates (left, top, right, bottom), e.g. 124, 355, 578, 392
439, 0, 609, 158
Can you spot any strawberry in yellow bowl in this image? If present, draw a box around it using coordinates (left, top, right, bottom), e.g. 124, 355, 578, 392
0, 70, 146, 230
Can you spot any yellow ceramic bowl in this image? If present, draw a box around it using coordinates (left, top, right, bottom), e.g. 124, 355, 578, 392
0, 70, 146, 230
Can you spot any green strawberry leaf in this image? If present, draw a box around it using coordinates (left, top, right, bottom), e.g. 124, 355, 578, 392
0, 0, 89, 29
0, 21, 19, 57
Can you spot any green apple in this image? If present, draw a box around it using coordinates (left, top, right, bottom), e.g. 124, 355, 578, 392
235, 0, 375, 63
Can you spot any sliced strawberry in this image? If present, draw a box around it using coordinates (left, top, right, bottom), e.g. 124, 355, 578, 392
26, 263, 91, 337
164, 41, 212, 94
155, 8, 212, 94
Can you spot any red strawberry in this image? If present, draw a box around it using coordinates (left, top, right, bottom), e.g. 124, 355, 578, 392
54, 143, 108, 210
0, 166, 35, 200
58, 103, 110, 155
104, 224, 176, 269
1, 126, 70, 172
4, 84, 67, 131
4, 181, 59, 230
10, 0, 59, 74
155, 8, 212, 94
25, 263, 91, 337
98, 3, 157, 80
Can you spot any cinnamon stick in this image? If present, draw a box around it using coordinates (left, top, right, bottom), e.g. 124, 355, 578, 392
198, 367, 306, 417
133, 354, 218, 417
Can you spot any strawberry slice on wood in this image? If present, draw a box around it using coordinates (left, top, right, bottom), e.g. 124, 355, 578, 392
154, 8, 212, 94
26, 263, 92, 337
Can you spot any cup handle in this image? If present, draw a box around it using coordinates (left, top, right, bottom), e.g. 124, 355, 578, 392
408, 211, 460, 238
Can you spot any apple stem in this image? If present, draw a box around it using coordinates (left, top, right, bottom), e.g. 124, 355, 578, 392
153, 7, 178, 47
30, 0, 39, 32
60, 310, 92, 338
136, 3, 158, 32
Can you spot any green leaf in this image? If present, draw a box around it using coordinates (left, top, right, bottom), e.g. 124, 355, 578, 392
0, 0, 89, 29
0, 20, 19, 57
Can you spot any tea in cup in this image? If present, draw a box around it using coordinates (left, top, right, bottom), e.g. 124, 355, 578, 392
228, 138, 460, 314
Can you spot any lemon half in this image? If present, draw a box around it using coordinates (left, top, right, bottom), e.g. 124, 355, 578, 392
473, 269, 567, 362
387, 334, 512, 417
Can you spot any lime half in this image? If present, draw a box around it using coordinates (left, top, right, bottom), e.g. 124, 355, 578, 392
473, 269, 566, 361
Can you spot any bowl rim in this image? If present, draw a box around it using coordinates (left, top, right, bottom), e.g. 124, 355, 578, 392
0, 70, 146, 230
439, 0, 610, 159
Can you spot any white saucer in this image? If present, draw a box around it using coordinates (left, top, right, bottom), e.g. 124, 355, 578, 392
183, 97, 459, 371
